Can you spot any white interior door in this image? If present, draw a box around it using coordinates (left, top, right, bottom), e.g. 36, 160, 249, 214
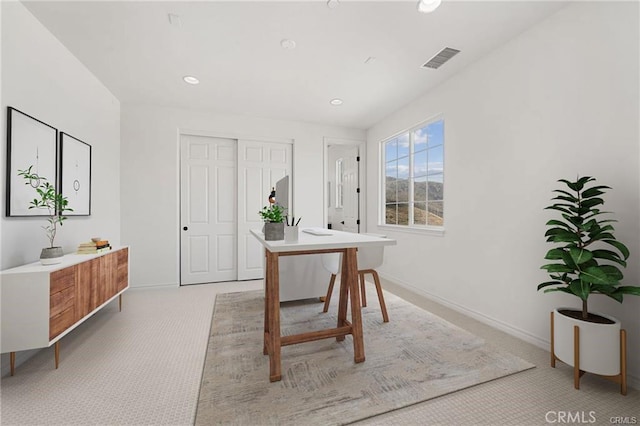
180, 135, 237, 285
327, 144, 359, 233
237, 140, 292, 280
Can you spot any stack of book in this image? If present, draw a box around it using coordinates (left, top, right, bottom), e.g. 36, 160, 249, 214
76, 240, 111, 254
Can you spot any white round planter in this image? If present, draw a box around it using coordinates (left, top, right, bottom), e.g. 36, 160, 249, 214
553, 307, 621, 376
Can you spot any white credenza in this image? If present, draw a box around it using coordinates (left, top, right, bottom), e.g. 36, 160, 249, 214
0, 246, 130, 375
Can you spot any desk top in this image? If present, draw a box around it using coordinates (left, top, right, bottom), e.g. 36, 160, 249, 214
250, 228, 396, 253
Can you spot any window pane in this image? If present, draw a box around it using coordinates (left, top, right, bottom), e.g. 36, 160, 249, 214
414, 150, 427, 178
386, 160, 397, 178
397, 203, 409, 225
413, 202, 427, 225
385, 204, 397, 224
427, 145, 443, 176
385, 139, 398, 162
385, 177, 397, 202
397, 179, 409, 203
335, 159, 343, 208
385, 160, 397, 204
427, 120, 444, 148
413, 176, 427, 202
413, 126, 428, 152
428, 201, 444, 226
428, 175, 443, 201
398, 133, 410, 158
397, 156, 409, 180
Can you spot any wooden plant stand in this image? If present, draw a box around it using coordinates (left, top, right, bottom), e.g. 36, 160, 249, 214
550, 311, 627, 395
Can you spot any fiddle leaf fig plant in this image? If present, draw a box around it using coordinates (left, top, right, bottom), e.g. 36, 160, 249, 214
539, 176, 640, 320
18, 165, 73, 248
258, 204, 286, 223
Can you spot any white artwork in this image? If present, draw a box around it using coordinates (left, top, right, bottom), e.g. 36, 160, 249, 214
61, 132, 91, 215
7, 108, 58, 216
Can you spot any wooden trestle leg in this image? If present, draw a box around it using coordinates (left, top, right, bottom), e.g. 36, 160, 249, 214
343, 247, 365, 363
266, 250, 281, 382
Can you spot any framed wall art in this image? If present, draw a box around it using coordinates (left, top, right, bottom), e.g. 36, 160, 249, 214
60, 132, 91, 215
6, 107, 58, 217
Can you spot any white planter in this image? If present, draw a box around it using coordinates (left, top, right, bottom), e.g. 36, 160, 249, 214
553, 308, 621, 376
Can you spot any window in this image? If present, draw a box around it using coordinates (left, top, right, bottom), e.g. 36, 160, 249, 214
335, 158, 344, 209
382, 118, 444, 228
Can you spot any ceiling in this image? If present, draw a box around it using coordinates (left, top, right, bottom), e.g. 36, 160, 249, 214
23, 1, 568, 130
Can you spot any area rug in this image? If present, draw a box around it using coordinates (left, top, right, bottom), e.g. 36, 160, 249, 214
196, 289, 534, 425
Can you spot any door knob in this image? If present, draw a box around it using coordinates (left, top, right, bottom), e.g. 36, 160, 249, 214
183, 226, 188, 231
340, 221, 345, 225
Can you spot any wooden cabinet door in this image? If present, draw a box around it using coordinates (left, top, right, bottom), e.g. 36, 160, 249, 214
116, 248, 129, 292
50, 266, 76, 340
99, 252, 118, 305
76, 258, 99, 321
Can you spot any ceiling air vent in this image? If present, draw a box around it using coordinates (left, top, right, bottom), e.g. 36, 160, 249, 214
421, 47, 460, 69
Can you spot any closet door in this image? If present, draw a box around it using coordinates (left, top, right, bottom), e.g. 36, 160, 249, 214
237, 140, 292, 280
180, 135, 237, 285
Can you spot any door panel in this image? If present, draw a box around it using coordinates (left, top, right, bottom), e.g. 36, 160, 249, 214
180, 135, 237, 284
217, 235, 235, 271
188, 236, 209, 272
237, 140, 292, 280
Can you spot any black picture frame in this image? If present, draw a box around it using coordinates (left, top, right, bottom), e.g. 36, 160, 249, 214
60, 132, 91, 216
6, 107, 58, 217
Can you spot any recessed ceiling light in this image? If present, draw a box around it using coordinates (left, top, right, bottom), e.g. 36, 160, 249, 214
183, 75, 199, 85
417, 0, 442, 13
330, 98, 343, 106
327, 0, 340, 9
280, 39, 296, 50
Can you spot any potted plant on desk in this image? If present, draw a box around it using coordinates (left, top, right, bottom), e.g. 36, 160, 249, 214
539, 176, 640, 394
259, 204, 286, 241
18, 165, 73, 264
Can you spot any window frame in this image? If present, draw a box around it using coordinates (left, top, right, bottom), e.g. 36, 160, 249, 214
379, 115, 445, 235
335, 158, 344, 209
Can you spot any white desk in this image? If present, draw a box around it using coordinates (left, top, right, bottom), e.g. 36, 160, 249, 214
250, 228, 396, 382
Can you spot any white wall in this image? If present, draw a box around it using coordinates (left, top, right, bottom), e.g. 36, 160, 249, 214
0, 1, 121, 376
0, 2, 121, 270
121, 104, 364, 287
367, 2, 640, 384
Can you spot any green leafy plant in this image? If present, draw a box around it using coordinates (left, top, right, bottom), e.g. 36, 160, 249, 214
539, 176, 640, 320
18, 165, 73, 248
258, 204, 286, 223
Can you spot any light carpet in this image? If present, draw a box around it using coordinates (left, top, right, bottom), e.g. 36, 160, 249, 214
196, 289, 535, 425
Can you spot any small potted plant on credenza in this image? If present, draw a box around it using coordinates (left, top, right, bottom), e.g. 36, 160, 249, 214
18, 165, 73, 264
539, 176, 640, 395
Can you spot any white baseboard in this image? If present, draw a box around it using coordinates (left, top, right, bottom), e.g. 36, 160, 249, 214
379, 272, 639, 391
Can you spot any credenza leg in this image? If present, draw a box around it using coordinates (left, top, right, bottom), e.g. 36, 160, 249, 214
119, 294, 123, 312
10, 352, 15, 376
54, 342, 60, 369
